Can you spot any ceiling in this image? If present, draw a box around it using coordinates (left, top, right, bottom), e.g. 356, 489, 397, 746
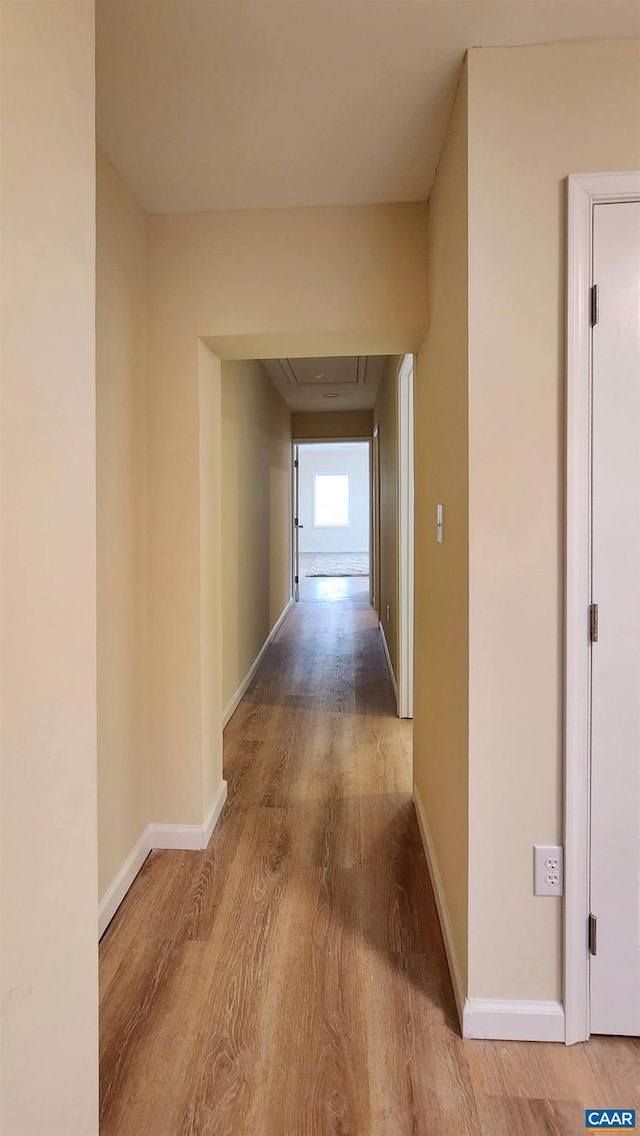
96, 1, 639, 215
262, 356, 387, 412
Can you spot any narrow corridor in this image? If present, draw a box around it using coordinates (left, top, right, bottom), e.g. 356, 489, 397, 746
99, 601, 639, 1136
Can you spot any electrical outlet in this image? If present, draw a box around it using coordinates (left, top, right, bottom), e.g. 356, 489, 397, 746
534, 845, 564, 896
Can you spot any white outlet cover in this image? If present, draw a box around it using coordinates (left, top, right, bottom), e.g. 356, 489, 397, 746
533, 844, 564, 896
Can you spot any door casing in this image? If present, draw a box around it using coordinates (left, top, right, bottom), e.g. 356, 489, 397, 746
397, 354, 414, 719
564, 170, 640, 1044
292, 436, 373, 604
293, 443, 300, 601
371, 425, 380, 612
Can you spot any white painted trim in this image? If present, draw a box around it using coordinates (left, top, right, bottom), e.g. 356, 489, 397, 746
202, 780, 229, 847
463, 999, 565, 1043
378, 620, 398, 709
397, 354, 414, 719
98, 780, 228, 938
368, 438, 374, 605
565, 171, 640, 1045
98, 824, 151, 938
293, 443, 299, 601
413, 784, 465, 1029
371, 426, 380, 611
223, 599, 293, 727
149, 823, 203, 851
300, 547, 369, 555
150, 779, 228, 851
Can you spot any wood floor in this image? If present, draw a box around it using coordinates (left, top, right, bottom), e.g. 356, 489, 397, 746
298, 552, 371, 602
100, 600, 639, 1136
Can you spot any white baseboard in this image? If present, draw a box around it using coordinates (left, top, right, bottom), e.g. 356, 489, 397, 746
98, 779, 228, 938
300, 547, 369, 555
149, 822, 206, 851
223, 598, 293, 728
98, 825, 152, 938
378, 621, 398, 710
413, 784, 465, 1030
463, 998, 565, 1042
202, 779, 228, 846
150, 779, 228, 851
413, 787, 566, 1042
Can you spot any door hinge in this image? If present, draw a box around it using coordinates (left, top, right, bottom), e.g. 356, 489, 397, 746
294, 575, 299, 584
588, 912, 597, 956
590, 283, 599, 327
589, 603, 599, 643
294, 459, 299, 468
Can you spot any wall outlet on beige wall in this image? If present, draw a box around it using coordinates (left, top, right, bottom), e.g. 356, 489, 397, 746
533, 845, 564, 896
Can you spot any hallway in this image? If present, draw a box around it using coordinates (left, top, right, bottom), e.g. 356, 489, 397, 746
99, 601, 639, 1136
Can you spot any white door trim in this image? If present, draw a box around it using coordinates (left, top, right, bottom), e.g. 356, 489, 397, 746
368, 437, 374, 605
565, 171, 640, 1045
293, 444, 300, 601
372, 422, 380, 613
397, 354, 414, 719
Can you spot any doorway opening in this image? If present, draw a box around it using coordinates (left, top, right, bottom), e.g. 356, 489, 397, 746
294, 441, 371, 604
215, 351, 415, 733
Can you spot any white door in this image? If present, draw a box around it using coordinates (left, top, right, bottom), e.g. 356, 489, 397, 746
293, 445, 301, 602
590, 200, 640, 1035
397, 355, 414, 719
371, 425, 380, 613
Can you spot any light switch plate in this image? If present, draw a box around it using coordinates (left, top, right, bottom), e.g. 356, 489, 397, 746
436, 503, 444, 543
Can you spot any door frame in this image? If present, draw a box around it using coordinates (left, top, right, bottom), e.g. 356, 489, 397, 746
564, 170, 640, 1044
292, 436, 373, 604
371, 424, 380, 611
397, 354, 414, 719
293, 443, 300, 601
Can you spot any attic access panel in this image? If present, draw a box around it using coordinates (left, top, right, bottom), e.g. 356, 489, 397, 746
273, 356, 369, 386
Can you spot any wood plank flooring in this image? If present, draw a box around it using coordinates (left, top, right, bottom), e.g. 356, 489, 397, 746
100, 600, 640, 1135
298, 553, 370, 602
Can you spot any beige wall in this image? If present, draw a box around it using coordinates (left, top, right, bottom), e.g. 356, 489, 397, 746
96, 149, 149, 900
151, 203, 428, 358
221, 360, 292, 711
414, 63, 470, 995
146, 203, 426, 826
293, 409, 373, 441
466, 38, 640, 1001
0, 2, 99, 1132
374, 357, 401, 683
94, 153, 227, 904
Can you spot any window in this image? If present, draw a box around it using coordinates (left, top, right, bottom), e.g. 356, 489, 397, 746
313, 473, 349, 527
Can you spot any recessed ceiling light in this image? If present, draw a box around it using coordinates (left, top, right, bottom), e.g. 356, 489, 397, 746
322, 392, 339, 399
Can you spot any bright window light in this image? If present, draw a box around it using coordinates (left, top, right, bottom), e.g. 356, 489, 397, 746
314, 473, 349, 527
